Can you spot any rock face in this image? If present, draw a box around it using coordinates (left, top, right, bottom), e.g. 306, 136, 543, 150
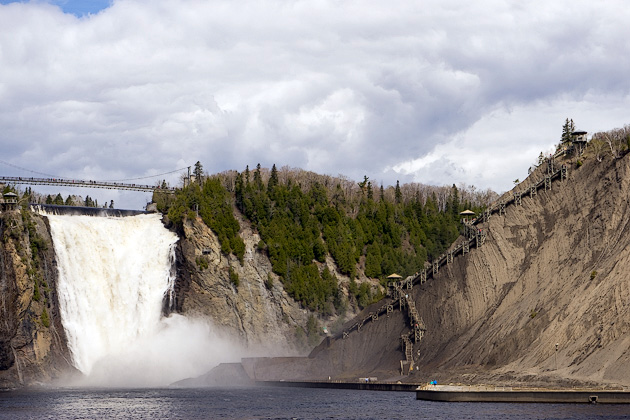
412, 153, 630, 386
1, 203, 352, 388
268, 153, 630, 387
0, 210, 72, 389
173, 212, 315, 355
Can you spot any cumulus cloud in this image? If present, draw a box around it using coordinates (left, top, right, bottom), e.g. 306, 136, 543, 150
1, 0, 629, 208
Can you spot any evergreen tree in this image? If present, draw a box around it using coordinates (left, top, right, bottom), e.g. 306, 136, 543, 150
364, 243, 382, 277
561, 118, 576, 144
158, 163, 488, 316
358, 176, 369, 193
234, 171, 244, 211
254, 163, 263, 190
268, 163, 279, 192
449, 184, 460, 220
193, 161, 203, 184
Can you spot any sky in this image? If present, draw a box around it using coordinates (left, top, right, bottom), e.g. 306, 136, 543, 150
1, 0, 629, 209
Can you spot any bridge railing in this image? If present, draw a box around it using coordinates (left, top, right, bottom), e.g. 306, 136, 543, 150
0, 176, 176, 193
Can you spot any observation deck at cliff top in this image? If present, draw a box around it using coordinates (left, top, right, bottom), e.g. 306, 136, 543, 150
0, 176, 176, 194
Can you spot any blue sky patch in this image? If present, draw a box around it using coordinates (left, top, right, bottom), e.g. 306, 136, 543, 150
0, 0, 111, 16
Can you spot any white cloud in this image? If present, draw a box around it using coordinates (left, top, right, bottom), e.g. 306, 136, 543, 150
392, 94, 630, 193
1, 0, 629, 208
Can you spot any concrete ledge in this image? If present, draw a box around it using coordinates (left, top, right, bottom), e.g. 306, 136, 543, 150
416, 385, 630, 403
257, 380, 418, 392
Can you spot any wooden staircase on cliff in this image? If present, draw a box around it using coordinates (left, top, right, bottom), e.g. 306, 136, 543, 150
336, 157, 570, 370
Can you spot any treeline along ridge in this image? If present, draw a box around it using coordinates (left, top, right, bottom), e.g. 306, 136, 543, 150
154, 164, 496, 315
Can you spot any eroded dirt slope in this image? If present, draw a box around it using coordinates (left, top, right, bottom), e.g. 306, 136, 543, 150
409, 153, 630, 386
271, 153, 630, 387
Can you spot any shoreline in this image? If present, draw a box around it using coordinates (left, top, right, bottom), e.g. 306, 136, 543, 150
256, 380, 630, 403
256, 380, 418, 392
416, 384, 630, 403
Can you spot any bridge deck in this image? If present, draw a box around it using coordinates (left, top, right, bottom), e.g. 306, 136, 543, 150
0, 176, 175, 193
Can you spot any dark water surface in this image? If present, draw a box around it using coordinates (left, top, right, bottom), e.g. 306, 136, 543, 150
1, 386, 630, 420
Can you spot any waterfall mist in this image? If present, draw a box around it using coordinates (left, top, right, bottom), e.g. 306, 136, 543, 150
45, 213, 244, 387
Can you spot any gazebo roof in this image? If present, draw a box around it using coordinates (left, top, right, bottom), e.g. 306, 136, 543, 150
387, 273, 403, 279
459, 209, 475, 216
572, 131, 588, 142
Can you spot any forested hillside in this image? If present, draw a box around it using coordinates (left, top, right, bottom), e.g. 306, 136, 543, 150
155, 165, 497, 315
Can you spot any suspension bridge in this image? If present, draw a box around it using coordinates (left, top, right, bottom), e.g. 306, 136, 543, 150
0, 159, 192, 194
0, 176, 176, 193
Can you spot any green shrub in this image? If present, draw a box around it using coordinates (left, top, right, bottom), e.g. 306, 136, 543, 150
265, 273, 274, 290
356, 282, 372, 309
229, 266, 240, 288
195, 256, 209, 270
33, 280, 41, 302
41, 308, 50, 328
590, 270, 597, 280
231, 236, 245, 264
313, 239, 327, 263
30, 236, 47, 257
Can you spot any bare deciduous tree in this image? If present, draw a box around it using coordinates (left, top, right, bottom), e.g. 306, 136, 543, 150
589, 138, 606, 162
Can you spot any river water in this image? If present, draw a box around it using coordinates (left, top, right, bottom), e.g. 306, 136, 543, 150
1, 386, 629, 420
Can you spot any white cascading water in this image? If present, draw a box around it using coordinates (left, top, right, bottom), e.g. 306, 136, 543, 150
44, 212, 241, 387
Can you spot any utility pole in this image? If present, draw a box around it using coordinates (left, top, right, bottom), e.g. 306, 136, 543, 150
555, 343, 559, 370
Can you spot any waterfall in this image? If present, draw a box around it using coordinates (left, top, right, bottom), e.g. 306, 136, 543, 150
43, 212, 240, 387
46, 213, 178, 374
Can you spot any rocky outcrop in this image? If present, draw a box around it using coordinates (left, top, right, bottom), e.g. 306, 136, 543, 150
0, 202, 359, 388
0, 210, 72, 389
173, 212, 317, 355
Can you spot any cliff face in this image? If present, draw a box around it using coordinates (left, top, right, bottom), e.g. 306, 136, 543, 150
0, 210, 72, 389
1, 203, 352, 388
412, 153, 630, 386
173, 212, 318, 355
274, 153, 630, 387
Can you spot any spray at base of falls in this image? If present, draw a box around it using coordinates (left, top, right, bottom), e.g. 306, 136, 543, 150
45, 212, 243, 387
